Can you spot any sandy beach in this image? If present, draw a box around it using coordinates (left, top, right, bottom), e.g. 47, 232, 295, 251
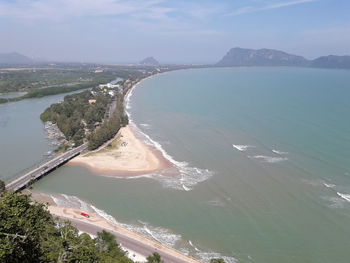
69, 125, 172, 177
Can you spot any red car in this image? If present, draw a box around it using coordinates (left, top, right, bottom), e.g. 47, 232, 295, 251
80, 212, 90, 218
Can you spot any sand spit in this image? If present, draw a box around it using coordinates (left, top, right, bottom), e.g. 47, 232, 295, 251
69, 125, 172, 177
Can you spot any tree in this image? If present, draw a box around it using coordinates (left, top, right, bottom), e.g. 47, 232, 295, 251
210, 258, 226, 263
0, 180, 5, 194
0, 191, 136, 263
146, 252, 163, 263
0, 191, 55, 262
95, 230, 132, 263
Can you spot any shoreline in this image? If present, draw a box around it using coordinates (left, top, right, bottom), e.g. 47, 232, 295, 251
69, 125, 173, 177
69, 72, 177, 178
27, 71, 207, 261
28, 191, 201, 263
49, 206, 201, 263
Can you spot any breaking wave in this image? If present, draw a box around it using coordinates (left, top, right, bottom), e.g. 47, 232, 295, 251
232, 144, 252, 151
272, 149, 288, 155
337, 192, 350, 202
50, 193, 118, 223
125, 122, 213, 191
121, 220, 182, 249
140, 123, 152, 129
323, 183, 336, 189
195, 252, 237, 263
249, 155, 288, 163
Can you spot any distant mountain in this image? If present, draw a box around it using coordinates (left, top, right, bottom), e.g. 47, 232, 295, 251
216, 47, 309, 67
310, 55, 350, 69
140, 57, 159, 66
0, 52, 33, 65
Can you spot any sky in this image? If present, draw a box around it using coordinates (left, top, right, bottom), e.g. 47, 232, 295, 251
0, 0, 349, 64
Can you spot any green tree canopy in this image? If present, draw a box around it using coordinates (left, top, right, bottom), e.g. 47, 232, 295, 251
147, 252, 164, 263
0, 190, 147, 263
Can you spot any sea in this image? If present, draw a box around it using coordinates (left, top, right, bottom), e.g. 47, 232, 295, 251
1, 67, 350, 263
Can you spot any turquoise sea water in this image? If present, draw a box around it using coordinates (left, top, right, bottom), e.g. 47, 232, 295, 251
21, 68, 350, 262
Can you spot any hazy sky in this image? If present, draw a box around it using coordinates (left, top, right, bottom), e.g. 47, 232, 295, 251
1, 0, 349, 64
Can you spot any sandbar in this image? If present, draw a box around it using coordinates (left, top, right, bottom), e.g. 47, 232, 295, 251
69, 125, 172, 177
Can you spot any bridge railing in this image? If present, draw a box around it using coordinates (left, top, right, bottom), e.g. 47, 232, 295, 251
6, 143, 88, 192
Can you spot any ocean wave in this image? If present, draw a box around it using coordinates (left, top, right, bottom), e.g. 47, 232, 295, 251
125, 85, 135, 111
189, 240, 201, 252
249, 155, 288, 163
337, 192, 350, 202
232, 144, 252, 151
187, 240, 238, 263
195, 252, 237, 263
140, 123, 151, 129
50, 194, 119, 224
90, 204, 118, 224
322, 196, 347, 209
130, 123, 213, 191
272, 149, 288, 155
207, 199, 225, 207
120, 220, 182, 249
323, 183, 336, 189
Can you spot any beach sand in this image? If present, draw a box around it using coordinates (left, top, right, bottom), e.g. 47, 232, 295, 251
69, 125, 172, 177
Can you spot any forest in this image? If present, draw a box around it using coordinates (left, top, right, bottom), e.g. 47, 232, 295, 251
40, 90, 112, 146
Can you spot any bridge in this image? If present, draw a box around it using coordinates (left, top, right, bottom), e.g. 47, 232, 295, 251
6, 143, 88, 192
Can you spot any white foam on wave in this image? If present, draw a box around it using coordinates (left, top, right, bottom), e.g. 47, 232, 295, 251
50, 193, 119, 224
232, 144, 251, 151
50, 194, 69, 207
90, 204, 118, 224
140, 123, 151, 129
125, 84, 136, 111
195, 252, 238, 263
120, 220, 182, 249
187, 240, 238, 263
189, 240, 201, 252
122, 221, 238, 263
323, 183, 336, 189
249, 155, 288, 163
337, 192, 350, 202
129, 123, 213, 191
272, 149, 288, 155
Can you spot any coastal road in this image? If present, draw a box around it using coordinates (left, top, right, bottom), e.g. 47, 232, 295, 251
55, 214, 201, 263
6, 144, 87, 192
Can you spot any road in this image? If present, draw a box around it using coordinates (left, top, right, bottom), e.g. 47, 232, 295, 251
6, 143, 88, 192
59, 216, 201, 263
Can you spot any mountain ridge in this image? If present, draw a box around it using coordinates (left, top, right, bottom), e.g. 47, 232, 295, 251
140, 57, 160, 66
216, 47, 350, 69
0, 52, 33, 65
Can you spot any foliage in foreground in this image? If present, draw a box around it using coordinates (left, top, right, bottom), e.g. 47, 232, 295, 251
0, 186, 134, 263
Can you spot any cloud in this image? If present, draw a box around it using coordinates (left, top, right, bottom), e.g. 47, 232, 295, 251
228, 0, 319, 16
0, 0, 169, 20
264, 0, 318, 9
0, 0, 225, 41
